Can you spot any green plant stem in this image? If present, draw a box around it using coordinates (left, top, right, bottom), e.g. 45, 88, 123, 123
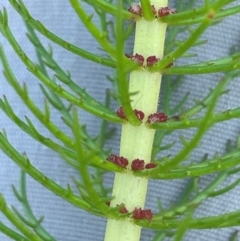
104, 1, 168, 241
154, 171, 228, 220
148, 107, 240, 130
162, 57, 240, 75
152, 0, 231, 71
71, 109, 111, 214
0, 14, 122, 123
0, 195, 42, 241
12, 170, 56, 241
0, 221, 30, 241
82, 0, 135, 20
158, 78, 225, 172
140, 0, 155, 20
0, 96, 122, 172
160, 0, 235, 24
137, 208, 240, 229
166, 5, 240, 26
8, 0, 116, 68
136, 150, 240, 179
69, 0, 116, 57
0, 133, 103, 217
115, 0, 140, 126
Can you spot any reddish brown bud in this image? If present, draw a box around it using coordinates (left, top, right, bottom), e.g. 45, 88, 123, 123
119, 206, 128, 213
131, 159, 145, 171
151, 5, 157, 16
116, 106, 127, 120
143, 209, 154, 220
147, 113, 168, 124
106, 154, 129, 168
146, 55, 159, 67
116, 203, 128, 213
132, 208, 154, 220
116, 106, 145, 121
134, 109, 145, 121
145, 163, 157, 169
125, 53, 144, 66
158, 7, 177, 17
128, 3, 142, 16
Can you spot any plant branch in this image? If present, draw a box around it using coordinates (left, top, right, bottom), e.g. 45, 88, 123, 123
0, 132, 103, 217
152, 0, 232, 71
0, 221, 30, 241
0, 195, 43, 241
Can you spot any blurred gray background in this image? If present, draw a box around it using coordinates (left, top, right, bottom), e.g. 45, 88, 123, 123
1, 0, 240, 240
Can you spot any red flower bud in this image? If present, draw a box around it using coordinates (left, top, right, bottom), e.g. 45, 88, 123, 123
116, 106, 127, 120
125, 53, 144, 66
106, 154, 129, 168
131, 159, 145, 171
132, 208, 154, 220
145, 163, 157, 169
147, 113, 168, 124
119, 206, 128, 213
116, 106, 145, 121
158, 7, 177, 18
146, 55, 159, 67
128, 3, 142, 16
134, 109, 145, 121
151, 5, 157, 16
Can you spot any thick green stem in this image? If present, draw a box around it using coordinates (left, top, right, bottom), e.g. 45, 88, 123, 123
104, 1, 168, 241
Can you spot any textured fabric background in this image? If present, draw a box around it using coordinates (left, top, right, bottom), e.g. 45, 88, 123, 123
1, 1, 240, 240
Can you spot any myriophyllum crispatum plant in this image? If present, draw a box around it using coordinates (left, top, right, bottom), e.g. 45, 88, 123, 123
1, 0, 240, 240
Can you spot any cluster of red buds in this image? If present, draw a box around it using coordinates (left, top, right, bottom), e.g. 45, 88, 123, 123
128, 3, 176, 18
158, 7, 177, 17
147, 112, 168, 124
106, 202, 153, 219
131, 159, 157, 171
126, 54, 159, 67
107, 154, 157, 170
106, 154, 129, 168
116, 107, 168, 125
125, 53, 144, 66
132, 207, 154, 220
125, 54, 173, 68
115, 106, 145, 121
